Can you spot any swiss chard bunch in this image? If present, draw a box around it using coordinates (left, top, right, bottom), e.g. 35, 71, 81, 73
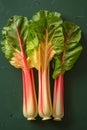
1, 10, 83, 121
27, 10, 82, 120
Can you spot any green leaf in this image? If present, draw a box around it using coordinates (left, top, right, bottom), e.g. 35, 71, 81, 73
1, 16, 29, 68
52, 21, 83, 79
63, 21, 82, 72
1, 40, 14, 60
26, 10, 64, 69
32, 10, 64, 53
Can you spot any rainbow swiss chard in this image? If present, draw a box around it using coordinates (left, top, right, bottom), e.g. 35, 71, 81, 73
1, 16, 37, 120
52, 21, 83, 120
26, 10, 64, 120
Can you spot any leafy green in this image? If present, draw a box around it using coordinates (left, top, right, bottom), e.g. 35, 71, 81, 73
1, 16, 29, 68
52, 21, 82, 79
26, 10, 64, 69
1, 12, 82, 79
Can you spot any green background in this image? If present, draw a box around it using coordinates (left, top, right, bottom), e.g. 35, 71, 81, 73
0, 0, 87, 130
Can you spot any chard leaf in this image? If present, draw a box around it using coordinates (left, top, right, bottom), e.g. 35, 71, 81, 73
63, 21, 82, 72
26, 10, 64, 69
1, 16, 30, 68
52, 21, 83, 79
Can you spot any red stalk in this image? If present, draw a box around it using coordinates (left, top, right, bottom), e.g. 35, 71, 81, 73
53, 72, 64, 120
15, 25, 37, 120
22, 68, 37, 120
53, 40, 66, 120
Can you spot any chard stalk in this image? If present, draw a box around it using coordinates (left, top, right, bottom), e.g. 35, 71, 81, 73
22, 69, 37, 120
16, 25, 37, 120
53, 72, 64, 120
38, 65, 52, 120
52, 21, 82, 120
38, 30, 52, 120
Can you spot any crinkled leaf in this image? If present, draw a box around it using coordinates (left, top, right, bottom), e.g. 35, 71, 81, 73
26, 10, 64, 69
52, 21, 82, 79
63, 21, 82, 72
1, 16, 30, 68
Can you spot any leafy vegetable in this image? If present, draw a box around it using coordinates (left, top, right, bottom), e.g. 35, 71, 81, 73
1, 16, 37, 120
1, 10, 83, 121
52, 21, 82, 120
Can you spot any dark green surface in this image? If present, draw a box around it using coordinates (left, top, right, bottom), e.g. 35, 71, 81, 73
0, 0, 87, 130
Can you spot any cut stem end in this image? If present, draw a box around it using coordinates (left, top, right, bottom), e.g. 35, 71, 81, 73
53, 117, 62, 121
42, 117, 51, 120
27, 117, 36, 120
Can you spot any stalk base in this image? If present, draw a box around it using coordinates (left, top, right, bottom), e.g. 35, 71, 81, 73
42, 117, 51, 120
27, 118, 36, 120
53, 117, 62, 121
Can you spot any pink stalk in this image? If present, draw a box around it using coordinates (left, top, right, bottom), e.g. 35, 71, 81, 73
53, 37, 67, 120
15, 25, 37, 120
53, 72, 64, 120
22, 68, 37, 120
38, 65, 52, 120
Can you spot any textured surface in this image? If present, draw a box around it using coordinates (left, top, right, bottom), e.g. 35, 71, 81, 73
0, 0, 87, 130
